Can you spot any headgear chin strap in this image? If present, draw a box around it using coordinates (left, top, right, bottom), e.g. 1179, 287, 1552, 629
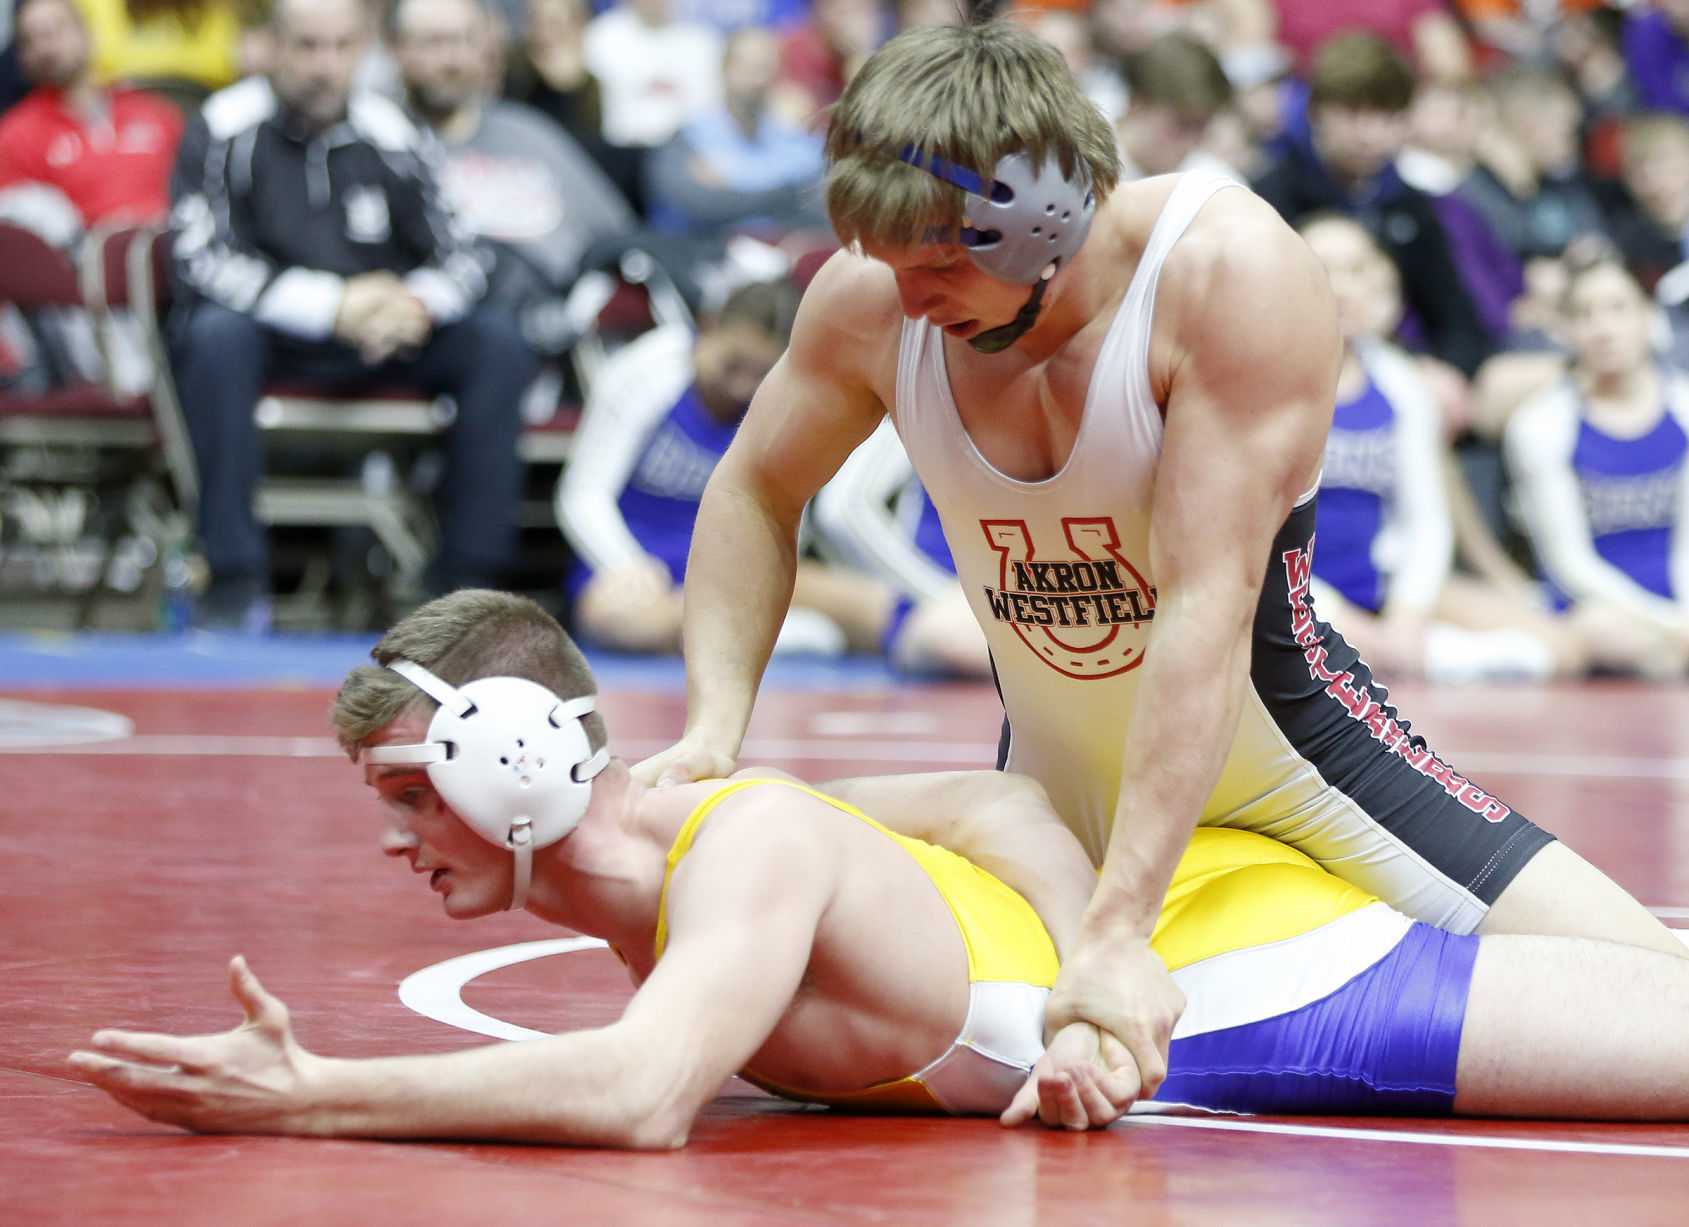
359, 658, 611, 911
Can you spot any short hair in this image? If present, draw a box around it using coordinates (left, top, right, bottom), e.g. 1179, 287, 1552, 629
824, 20, 1120, 254
1560, 248, 1645, 313
388, 0, 487, 43
1307, 31, 1416, 115
1125, 33, 1233, 121
707, 278, 802, 347
270, 0, 370, 35
330, 589, 606, 759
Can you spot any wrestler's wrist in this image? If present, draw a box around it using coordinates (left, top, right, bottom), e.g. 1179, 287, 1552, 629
281, 1050, 339, 1137
1074, 894, 1158, 950
679, 723, 741, 766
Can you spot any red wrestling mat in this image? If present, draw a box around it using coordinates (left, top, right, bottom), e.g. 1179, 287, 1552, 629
6, 680, 1689, 1225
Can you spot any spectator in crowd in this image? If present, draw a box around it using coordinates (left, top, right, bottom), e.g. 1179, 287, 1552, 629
1267, 0, 1472, 81
1082, 0, 1178, 64
892, 0, 961, 33
582, 0, 721, 152
1113, 31, 1237, 181
1018, 10, 1125, 125
1454, 0, 1604, 66
392, 0, 634, 328
776, 0, 886, 120
1505, 254, 1689, 676
643, 24, 827, 240
505, 0, 595, 142
168, 0, 533, 629
0, 0, 184, 227
558, 281, 892, 657
1253, 31, 1495, 379
1553, 5, 1636, 130
1300, 213, 1647, 682
1455, 64, 1610, 264
75, 0, 252, 111
506, 0, 643, 211
1611, 111, 1689, 292
1623, 0, 1689, 117
674, 0, 809, 35
1398, 75, 1483, 196
813, 419, 993, 677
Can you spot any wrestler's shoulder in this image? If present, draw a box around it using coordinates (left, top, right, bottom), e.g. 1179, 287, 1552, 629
1100, 174, 1315, 325
800, 248, 903, 320
791, 249, 904, 374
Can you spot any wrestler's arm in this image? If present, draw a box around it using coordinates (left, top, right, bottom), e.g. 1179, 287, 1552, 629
634, 255, 895, 787
69, 810, 835, 1150
1039, 193, 1339, 1114
821, 770, 1098, 957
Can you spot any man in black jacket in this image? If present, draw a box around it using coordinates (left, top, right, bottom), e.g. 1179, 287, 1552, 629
168, 0, 534, 627
1252, 31, 1493, 381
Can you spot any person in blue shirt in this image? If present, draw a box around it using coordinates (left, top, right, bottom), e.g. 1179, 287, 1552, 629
643, 24, 828, 239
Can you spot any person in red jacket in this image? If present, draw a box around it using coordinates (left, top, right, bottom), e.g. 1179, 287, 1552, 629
0, 0, 184, 227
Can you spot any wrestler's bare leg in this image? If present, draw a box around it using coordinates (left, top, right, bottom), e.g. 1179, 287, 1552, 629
1456, 934, 1689, 1117
1479, 841, 1685, 957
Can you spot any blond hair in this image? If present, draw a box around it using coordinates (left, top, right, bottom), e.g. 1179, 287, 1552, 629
824, 21, 1119, 253
330, 589, 606, 759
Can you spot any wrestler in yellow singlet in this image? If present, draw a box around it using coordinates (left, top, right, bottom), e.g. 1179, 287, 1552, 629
655, 778, 1477, 1117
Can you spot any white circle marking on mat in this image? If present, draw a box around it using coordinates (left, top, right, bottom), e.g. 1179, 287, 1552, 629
398, 937, 609, 1041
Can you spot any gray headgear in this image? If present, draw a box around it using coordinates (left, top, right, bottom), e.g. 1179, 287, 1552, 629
898, 145, 1095, 285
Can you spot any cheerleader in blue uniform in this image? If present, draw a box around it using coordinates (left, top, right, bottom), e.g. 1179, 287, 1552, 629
1303, 216, 1657, 681
1506, 255, 1689, 677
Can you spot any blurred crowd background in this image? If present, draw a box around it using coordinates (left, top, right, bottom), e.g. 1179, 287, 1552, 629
5, 0, 1689, 686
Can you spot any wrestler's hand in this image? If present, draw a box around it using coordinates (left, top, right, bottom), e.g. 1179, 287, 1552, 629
68, 956, 321, 1135
1041, 933, 1183, 1113
631, 733, 737, 788
1001, 1021, 1140, 1130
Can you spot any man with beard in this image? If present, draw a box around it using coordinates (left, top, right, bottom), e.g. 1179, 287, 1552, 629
390, 0, 633, 328
168, 0, 534, 627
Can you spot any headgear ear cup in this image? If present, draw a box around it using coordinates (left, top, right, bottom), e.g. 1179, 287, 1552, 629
896, 147, 1095, 285
359, 659, 611, 910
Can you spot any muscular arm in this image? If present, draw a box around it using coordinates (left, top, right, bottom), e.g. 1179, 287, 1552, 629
71, 809, 835, 1150
1052, 193, 1338, 1067
640, 256, 894, 783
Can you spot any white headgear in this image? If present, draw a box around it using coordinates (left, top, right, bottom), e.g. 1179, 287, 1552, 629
359, 659, 611, 910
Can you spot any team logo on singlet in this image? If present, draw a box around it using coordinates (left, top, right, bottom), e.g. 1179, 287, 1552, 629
981, 518, 1155, 679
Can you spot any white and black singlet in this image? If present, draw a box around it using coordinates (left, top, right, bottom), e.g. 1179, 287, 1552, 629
890, 173, 1550, 930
